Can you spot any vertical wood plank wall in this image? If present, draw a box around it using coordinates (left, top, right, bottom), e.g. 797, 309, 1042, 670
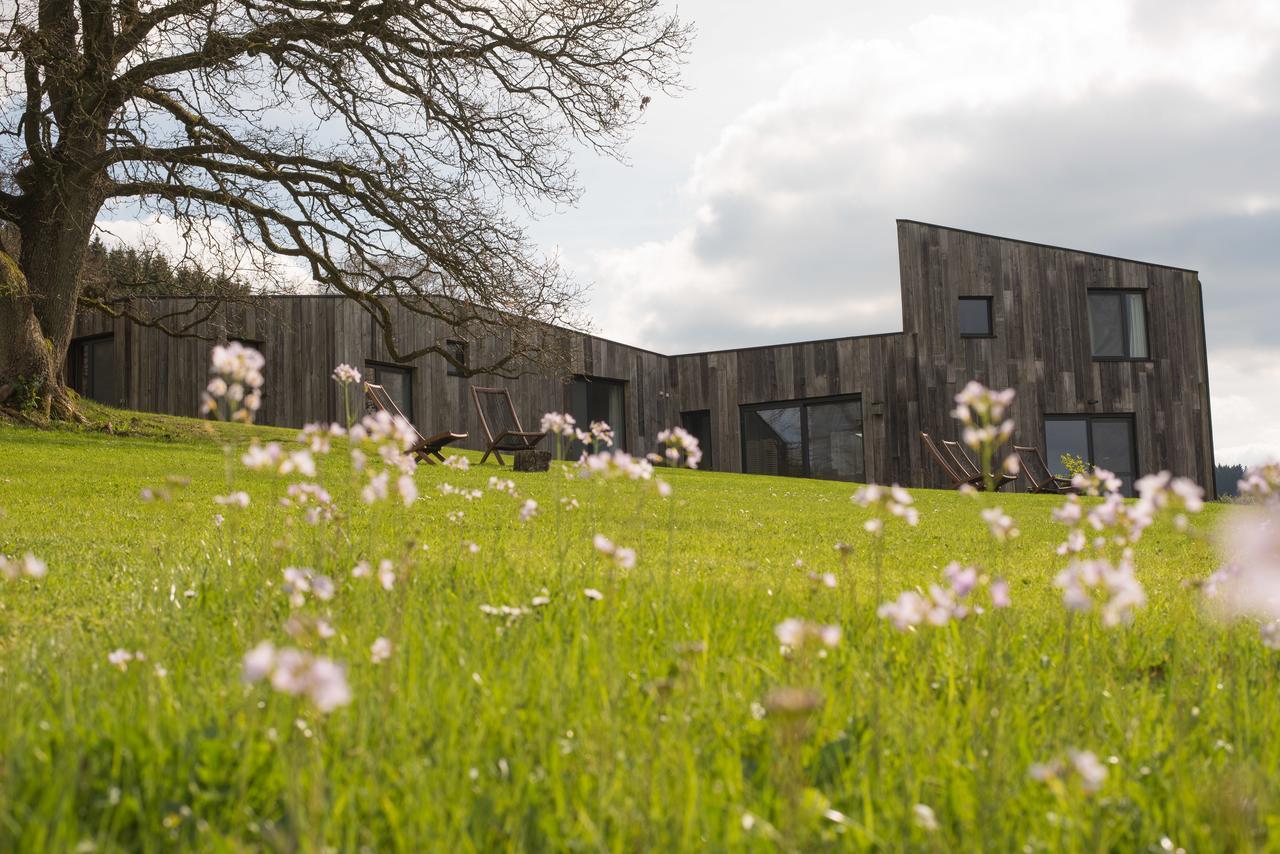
897, 220, 1215, 494
72, 220, 1215, 493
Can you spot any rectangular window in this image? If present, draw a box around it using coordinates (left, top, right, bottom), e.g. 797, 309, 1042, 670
680, 409, 713, 471
569, 376, 626, 453
367, 362, 413, 422
1044, 414, 1137, 496
1088, 290, 1148, 359
958, 296, 993, 337
445, 339, 467, 377
741, 395, 864, 482
68, 335, 116, 405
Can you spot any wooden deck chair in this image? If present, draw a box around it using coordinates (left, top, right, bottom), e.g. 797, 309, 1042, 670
470, 385, 547, 465
1014, 444, 1079, 494
921, 432, 985, 490
941, 438, 1017, 492
363, 382, 467, 464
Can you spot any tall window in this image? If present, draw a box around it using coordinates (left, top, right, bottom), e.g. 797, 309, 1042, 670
1088, 290, 1148, 359
445, 339, 467, 377
569, 376, 626, 453
366, 362, 413, 421
679, 409, 713, 470
67, 335, 116, 404
1044, 414, 1137, 496
958, 296, 993, 337
742, 395, 864, 482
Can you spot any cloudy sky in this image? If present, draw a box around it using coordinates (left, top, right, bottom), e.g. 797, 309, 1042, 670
522, 0, 1279, 465
99, 0, 1280, 465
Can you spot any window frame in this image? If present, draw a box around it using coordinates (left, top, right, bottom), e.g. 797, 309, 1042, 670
445, 339, 468, 377
1087, 288, 1151, 362
958, 295, 995, 338
568, 374, 628, 452
228, 336, 265, 354
1043, 413, 1139, 496
679, 408, 713, 471
67, 333, 116, 404
365, 360, 415, 423
739, 393, 864, 482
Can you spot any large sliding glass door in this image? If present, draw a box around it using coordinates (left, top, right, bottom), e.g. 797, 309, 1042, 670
1044, 414, 1137, 496
741, 395, 864, 482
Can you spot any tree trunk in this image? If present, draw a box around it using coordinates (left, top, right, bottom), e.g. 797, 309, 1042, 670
0, 180, 104, 420
0, 251, 70, 418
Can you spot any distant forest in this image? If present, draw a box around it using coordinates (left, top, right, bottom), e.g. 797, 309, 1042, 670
1216, 463, 1246, 497
82, 237, 250, 299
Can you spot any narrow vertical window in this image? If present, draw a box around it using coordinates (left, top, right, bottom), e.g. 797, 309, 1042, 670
445, 339, 467, 377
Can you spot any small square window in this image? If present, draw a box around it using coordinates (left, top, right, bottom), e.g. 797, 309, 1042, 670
446, 339, 467, 377
958, 297, 993, 337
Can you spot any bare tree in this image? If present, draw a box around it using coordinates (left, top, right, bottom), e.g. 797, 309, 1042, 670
0, 0, 690, 416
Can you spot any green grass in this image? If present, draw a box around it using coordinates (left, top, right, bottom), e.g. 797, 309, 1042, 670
0, 406, 1270, 851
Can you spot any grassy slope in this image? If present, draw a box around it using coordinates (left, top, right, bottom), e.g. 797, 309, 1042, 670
0, 407, 1268, 851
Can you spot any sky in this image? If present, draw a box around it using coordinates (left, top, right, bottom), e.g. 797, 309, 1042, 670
99, 0, 1280, 465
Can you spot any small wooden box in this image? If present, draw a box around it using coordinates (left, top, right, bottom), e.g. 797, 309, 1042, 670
514, 449, 552, 472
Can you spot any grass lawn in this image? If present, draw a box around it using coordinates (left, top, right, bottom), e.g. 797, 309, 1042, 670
0, 404, 1270, 851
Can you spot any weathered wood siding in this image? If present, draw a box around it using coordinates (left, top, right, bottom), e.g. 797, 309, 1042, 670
670, 333, 918, 484
897, 220, 1215, 493
72, 297, 681, 457
71, 220, 1215, 494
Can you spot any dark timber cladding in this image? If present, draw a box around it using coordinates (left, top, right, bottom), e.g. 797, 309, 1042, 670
897, 220, 1214, 495
71, 220, 1215, 495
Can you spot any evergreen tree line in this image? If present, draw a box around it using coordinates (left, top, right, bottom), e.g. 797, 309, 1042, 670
82, 236, 252, 299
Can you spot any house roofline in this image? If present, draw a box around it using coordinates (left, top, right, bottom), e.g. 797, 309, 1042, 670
668, 330, 906, 359
896, 219, 1201, 275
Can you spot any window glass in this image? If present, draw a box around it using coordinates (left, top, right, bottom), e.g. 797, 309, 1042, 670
1091, 418, 1136, 495
1045, 415, 1138, 496
446, 340, 467, 377
1044, 418, 1089, 478
1088, 292, 1125, 357
1125, 293, 1148, 358
88, 338, 115, 404
958, 297, 992, 336
743, 406, 804, 478
805, 399, 864, 481
369, 363, 412, 421
69, 336, 116, 404
742, 397, 865, 482
679, 410, 713, 470
569, 377, 626, 453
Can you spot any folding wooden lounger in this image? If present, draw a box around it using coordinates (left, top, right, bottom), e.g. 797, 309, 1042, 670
941, 437, 1017, 492
363, 382, 467, 464
1014, 444, 1080, 494
469, 385, 547, 466
921, 431, 986, 490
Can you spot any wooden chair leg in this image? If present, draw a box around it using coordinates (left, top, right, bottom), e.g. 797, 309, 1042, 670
480, 448, 493, 465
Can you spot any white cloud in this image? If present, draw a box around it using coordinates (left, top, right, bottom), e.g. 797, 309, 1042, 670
577, 0, 1280, 461
1209, 347, 1280, 466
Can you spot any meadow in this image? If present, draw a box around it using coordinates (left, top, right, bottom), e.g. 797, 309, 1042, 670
0, 395, 1276, 852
